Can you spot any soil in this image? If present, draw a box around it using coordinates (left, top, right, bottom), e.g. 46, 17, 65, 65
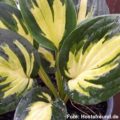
66, 100, 107, 120
0, 111, 14, 120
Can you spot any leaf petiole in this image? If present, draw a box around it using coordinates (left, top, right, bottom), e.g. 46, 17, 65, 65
38, 65, 58, 98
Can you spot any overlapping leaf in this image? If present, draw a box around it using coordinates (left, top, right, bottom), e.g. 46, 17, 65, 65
0, 3, 56, 71
0, 29, 40, 114
19, 0, 76, 50
38, 47, 55, 68
0, 3, 33, 44
59, 15, 120, 105
14, 87, 67, 120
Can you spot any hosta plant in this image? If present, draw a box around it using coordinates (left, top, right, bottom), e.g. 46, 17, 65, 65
0, 0, 120, 120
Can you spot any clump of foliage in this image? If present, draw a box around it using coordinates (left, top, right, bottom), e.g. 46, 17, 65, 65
0, 0, 120, 120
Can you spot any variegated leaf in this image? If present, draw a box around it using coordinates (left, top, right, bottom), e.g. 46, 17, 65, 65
59, 15, 120, 105
77, 0, 88, 24
19, 0, 76, 50
38, 47, 55, 68
0, 3, 56, 71
76, 0, 94, 24
14, 87, 67, 120
0, 3, 33, 44
0, 29, 40, 114
0, 0, 17, 7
